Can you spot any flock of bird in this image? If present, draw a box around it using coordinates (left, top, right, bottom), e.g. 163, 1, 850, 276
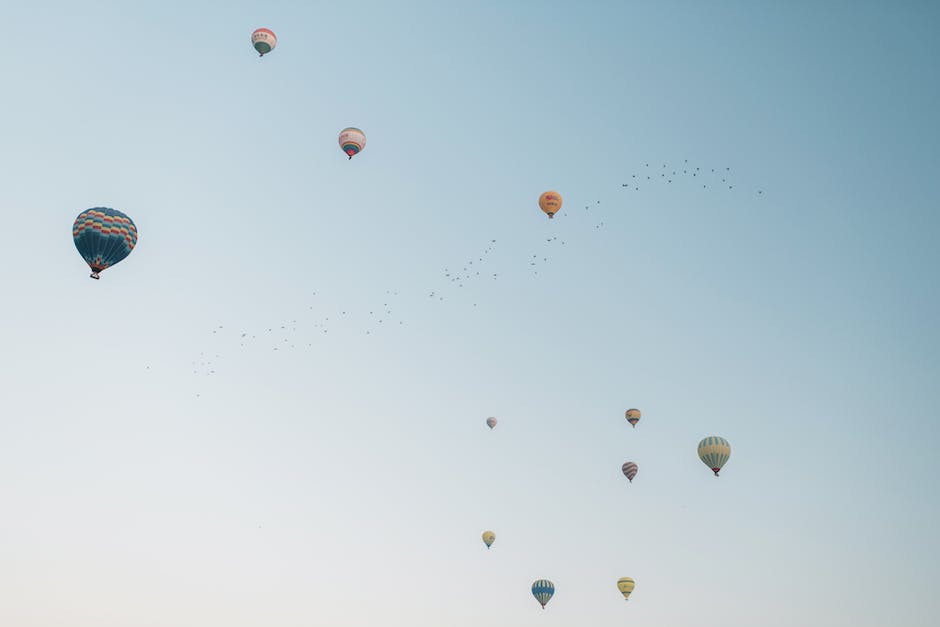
70, 26, 752, 612
183, 156, 754, 371
622, 161, 763, 196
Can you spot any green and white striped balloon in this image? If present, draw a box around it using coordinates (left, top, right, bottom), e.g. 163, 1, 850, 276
698, 436, 731, 476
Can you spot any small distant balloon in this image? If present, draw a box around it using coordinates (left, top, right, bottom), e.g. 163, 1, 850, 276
532, 579, 555, 609
621, 462, 638, 483
486, 417, 497, 430
698, 436, 731, 476
482, 530, 495, 548
72, 207, 138, 279
625, 408, 641, 427
338, 127, 366, 159
538, 191, 562, 219
617, 577, 635, 601
251, 28, 277, 57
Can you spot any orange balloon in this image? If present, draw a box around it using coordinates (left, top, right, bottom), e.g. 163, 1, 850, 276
538, 191, 563, 218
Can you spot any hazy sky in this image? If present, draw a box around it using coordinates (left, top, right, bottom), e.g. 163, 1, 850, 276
1, 1, 939, 625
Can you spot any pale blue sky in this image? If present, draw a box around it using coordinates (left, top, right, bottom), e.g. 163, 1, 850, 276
1, 1, 938, 625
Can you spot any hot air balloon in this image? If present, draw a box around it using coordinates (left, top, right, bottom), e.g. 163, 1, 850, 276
486, 417, 497, 430
617, 577, 635, 601
622, 462, 638, 483
532, 579, 555, 609
72, 207, 138, 279
698, 436, 731, 476
251, 28, 277, 57
625, 408, 641, 428
482, 531, 495, 548
338, 127, 366, 159
538, 191, 562, 218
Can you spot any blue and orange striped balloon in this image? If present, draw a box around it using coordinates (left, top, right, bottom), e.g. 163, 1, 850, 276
72, 207, 138, 279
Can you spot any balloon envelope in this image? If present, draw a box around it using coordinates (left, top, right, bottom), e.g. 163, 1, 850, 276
338, 127, 366, 158
617, 577, 635, 601
622, 462, 638, 482
72, 207, 138, 279
251, 28, 277, 56
538, 191, 562, 218
486, 417, 497, 429
482, 531, 495, 548
532, 579, 555, 608
698, 436, 731, 476
625, 408, 641, 427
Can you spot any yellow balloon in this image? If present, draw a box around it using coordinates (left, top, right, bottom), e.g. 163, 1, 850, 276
482, 531, 495, 548
539, 191, 563, 218
617, 577, 635, 601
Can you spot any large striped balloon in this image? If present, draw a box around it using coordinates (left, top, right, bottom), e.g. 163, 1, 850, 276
338, 127, 366, 159
622, 462, 638, 483
698, 436, 731, 476
625, 408, 641, 427
72, 207, 138, 279
251, 28, 277, 57
617, 577, 635, 601
531, 579, 555, 609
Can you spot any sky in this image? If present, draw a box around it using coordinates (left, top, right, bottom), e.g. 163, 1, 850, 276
1, 1, 939, 625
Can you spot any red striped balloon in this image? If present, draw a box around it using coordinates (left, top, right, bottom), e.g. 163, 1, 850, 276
622, 462, 638, 483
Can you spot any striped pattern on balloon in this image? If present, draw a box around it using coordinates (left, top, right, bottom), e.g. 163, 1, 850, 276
72, 207, 138, 279
697, 436, 731, 476
621, 461, 638, 483
617, 577, 635, 601
531, 579, 555, 609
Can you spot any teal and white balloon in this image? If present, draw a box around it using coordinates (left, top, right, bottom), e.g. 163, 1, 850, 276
698, 436, 731, 476
532, 579, 554, 609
